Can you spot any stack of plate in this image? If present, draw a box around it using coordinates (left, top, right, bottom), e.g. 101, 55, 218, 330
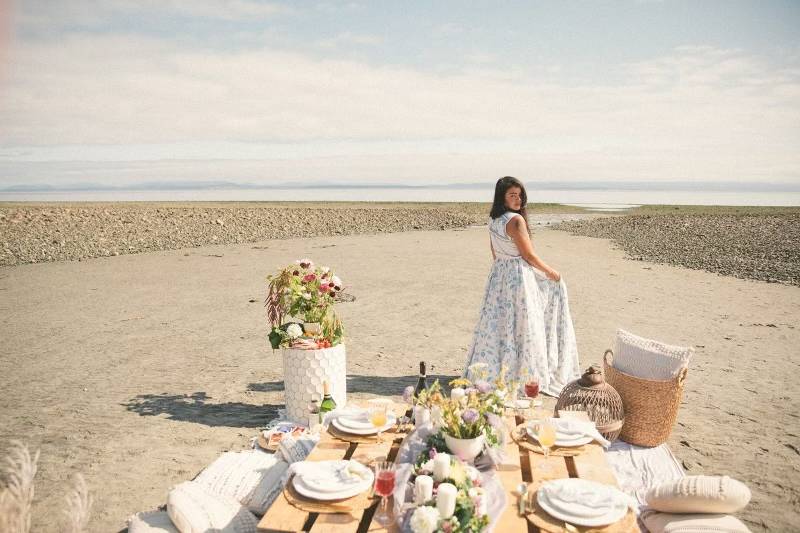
331, 410, 397, 436
537, 479, 631, 527
291, 460, 374, 500
526, 423, 592, 447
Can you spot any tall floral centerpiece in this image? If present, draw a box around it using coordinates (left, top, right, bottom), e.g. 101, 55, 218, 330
266, 258, 346, 422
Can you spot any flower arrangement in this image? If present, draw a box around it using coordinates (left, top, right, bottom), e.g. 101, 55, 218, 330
408, 451, 489, 533
266, 258, 344, 350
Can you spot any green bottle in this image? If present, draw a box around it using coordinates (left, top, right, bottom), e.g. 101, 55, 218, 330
319, 380, 337, 423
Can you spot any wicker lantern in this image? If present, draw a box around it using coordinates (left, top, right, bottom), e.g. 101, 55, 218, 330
554, 365, 625, 441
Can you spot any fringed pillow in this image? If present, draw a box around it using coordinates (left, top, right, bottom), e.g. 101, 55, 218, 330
614, 329, 693, 380
167, 481, 257, 533
646, 475, 751, 514
193, 451, 288, 516
641, 510, 752, 533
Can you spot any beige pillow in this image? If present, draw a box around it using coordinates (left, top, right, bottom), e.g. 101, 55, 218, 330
127, 510, 179, 533
641, 510, 752, 533
646, 475, 751, 514
614, 329, 693, 380
193, 450, 289, 515
167, 481, 258, 533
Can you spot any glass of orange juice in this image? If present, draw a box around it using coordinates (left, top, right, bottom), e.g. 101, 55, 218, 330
370, 404, 389, 442
537, 421, 557, 473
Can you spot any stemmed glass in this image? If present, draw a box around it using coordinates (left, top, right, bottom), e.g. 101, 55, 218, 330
372, 461, 396, 525
536, 420, 557, 474
369, 403, 389, 443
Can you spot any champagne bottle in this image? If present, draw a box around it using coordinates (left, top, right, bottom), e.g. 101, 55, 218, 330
413, 361, 428, 398
319, 380, 337, 423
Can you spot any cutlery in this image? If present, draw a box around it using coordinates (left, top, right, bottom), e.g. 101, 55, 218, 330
517, 482, 528, 515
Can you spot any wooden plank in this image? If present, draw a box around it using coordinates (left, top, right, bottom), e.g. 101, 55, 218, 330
557, 410, 621, 487
496, 413, 535, 533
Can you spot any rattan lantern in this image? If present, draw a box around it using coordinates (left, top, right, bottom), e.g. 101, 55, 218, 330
554, 365, 625, 441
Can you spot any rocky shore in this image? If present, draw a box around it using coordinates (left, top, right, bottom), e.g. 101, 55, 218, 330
0, 203, 593, 267
556, 213, 800, 286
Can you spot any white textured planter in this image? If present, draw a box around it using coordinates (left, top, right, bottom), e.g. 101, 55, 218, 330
444, 433, 485, 462
281, 343, 347, 423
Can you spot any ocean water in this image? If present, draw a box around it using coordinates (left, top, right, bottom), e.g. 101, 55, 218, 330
1, 187, 799, 206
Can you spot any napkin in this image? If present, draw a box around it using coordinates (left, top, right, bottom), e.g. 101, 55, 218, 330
540, 479, 637, 516
548, 418, 611, 448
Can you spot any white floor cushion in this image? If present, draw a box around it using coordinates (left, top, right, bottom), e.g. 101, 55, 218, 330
614, 329, 693, 380
127, 510, 179, 533
167, 481, 258, 533
646, 475, 751, 514
193, 450, 288, 516
641, 510, 751, 533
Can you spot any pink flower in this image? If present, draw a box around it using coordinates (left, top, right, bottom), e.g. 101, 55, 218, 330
303, 273, 316, 283
319, 283, 330, 293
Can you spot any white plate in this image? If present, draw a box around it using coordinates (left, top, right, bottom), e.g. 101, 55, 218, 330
292, 473, 373, 501
336, 412, 397, 431
526, 426, 593, 447
503, 398, 542, 409
537, 480, 629, 527
293, 460, 373, 494
332, 416, 395, 435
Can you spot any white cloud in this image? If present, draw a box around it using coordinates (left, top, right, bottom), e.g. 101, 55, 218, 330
0, 31, 798, 184
317, 32, 383, 48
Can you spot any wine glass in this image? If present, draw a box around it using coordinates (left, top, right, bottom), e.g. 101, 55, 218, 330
372, 461, 396, 526
536, 420, 557, 474
369, 404, 389, 443
524, 378, 540, 400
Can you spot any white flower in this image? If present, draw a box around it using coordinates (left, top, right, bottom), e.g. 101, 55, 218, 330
331, 275, 343, 288
302, 292, 312, 300
286, 323, 303, 339
421, 459, 435, 473
409, 505, 440, 533
430, 405, 444, 428
321, 266, 330, 274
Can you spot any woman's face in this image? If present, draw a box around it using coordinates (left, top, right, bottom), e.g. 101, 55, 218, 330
504, 186, 523, 211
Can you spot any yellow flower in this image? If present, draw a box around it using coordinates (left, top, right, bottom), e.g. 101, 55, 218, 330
449, 378, 472, 388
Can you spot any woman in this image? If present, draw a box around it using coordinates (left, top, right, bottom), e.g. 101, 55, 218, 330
464, 176, 580, 396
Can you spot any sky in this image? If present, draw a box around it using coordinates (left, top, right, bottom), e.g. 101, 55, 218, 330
0, 0, 799, 188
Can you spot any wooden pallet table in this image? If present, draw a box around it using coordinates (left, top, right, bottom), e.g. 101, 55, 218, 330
257, 405, 637, 533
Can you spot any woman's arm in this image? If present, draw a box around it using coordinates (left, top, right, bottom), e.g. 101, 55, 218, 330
506, 216, 561, 281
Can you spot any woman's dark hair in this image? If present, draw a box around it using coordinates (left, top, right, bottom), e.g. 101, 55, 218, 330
490, 176, 529, 228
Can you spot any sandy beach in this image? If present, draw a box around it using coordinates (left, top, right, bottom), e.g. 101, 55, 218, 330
1, 206, 799, 532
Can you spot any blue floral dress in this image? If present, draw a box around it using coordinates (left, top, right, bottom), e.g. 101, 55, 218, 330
464, 212, 580, 396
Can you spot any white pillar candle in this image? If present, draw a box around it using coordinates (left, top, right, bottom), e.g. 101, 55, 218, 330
413, 405, 430, 427
414, 475, 433, 505
450, 387, 466, 402
468, 487, 487, 516
432, 452, 451, 482
436, 483, 457, 519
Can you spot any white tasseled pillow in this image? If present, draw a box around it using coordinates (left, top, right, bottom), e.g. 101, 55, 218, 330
167, 481, 258, 533
277, 434, 318, 464
641, 510, 752, 533
193, 451, 289, 516
613, 328, 693, 380
646, 475, 751, 514
127, 510, 179, 533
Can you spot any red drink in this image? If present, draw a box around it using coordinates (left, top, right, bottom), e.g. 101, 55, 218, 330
524, 380, 540, 399
374, 470, 396, 497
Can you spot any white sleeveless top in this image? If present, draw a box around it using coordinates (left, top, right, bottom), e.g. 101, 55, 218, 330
489, 212, 522, 259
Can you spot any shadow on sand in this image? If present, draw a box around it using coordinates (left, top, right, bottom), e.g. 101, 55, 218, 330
247, 373, 461, 394
122, 392, 278, 429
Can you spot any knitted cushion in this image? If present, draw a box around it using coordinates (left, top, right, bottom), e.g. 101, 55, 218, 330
127, 511, 179, 533
641, 510, 751, 533
277, 434, 318, 464
193, 451, 288, 515
167, 481, 258, 533
646, 475, 751, 514
614, 329, 693, 380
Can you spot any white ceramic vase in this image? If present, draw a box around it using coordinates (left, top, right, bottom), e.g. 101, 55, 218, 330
444, 432, 485, 462
281, 343, 346, 424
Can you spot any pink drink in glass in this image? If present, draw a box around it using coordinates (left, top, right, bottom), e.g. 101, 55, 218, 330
374, 470, 395, 497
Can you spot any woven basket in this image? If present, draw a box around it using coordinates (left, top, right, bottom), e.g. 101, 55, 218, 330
603, 349, 687, 447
